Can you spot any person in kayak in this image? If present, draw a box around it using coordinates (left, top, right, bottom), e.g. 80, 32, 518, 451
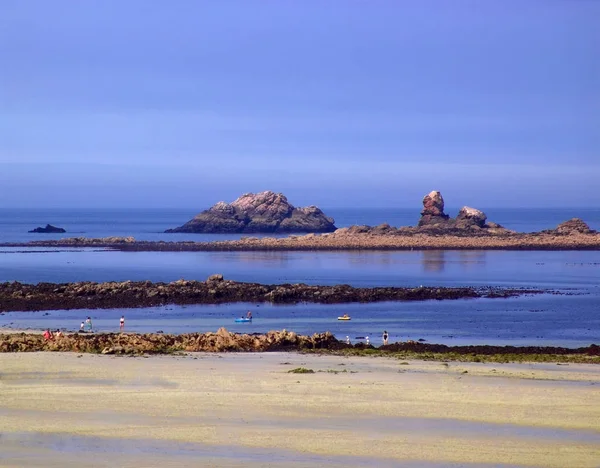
246, 311, 252, 319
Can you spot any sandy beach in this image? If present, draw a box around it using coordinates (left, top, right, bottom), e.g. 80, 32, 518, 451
1, 352, 599, 467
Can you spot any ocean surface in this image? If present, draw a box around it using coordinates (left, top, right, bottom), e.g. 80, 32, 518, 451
1, 208, 599, 346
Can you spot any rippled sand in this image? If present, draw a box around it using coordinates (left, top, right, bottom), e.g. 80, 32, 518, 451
1, 352, 599, 467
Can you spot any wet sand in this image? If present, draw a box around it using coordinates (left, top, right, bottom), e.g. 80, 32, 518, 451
1, 352, 599, 467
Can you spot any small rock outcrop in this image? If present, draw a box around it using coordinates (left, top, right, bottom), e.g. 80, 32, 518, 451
166, 191, 336, 233
418, 191, 450, 227
455, 206, 487, 228
28, 224, 66, 233
554, 218, 594, 235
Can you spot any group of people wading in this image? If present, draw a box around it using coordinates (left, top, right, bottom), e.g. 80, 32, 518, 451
43, 316, 126, 340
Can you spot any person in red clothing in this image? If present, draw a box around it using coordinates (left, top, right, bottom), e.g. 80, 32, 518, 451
43, 329, 53, 341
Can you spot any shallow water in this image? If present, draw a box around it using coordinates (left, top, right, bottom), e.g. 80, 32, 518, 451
0, 431, 525, 468
2, 294, 598, 347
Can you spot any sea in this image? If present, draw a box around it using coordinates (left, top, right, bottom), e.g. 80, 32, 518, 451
1, 207, 599, 347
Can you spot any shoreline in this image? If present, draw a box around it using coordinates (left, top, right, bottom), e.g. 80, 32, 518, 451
0, 278, 541, 312
1, 329, 598, 363
2, 351, 599, 467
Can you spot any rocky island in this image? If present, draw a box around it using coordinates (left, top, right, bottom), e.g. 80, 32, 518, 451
166, 191, 336, 233
28, 224, 66, 233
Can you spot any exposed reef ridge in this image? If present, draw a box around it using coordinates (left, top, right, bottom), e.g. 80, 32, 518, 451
166, 191, 336, 233
0, 276, 539, 312
1, 329, 598, 361
28, 224, 66, 233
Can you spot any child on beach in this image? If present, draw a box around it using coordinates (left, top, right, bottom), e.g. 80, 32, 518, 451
80, 321, 85, 332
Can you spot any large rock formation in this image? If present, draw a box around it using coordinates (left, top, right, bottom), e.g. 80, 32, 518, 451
418, 191, 450, 227
166, 191, 336, 233
28, 224, 66, 233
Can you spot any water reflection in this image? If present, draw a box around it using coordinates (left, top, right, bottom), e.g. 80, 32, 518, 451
207, 251, 292, 266
458, 250, 487, 269
422, 251, 445, 273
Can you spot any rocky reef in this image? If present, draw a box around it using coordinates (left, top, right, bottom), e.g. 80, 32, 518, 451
0, 276, 535, 312
1, 330, 597, 360
28, 224, 66, 233
166, 191, 336, 233
0, 328, 341, 353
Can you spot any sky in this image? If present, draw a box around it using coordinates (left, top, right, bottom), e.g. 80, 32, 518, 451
1, 0, 598, 209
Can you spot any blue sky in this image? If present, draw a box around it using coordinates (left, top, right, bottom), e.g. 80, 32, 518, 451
1, 0, 598, 208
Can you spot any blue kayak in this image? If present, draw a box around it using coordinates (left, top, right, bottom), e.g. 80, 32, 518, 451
235, 318, 252, 323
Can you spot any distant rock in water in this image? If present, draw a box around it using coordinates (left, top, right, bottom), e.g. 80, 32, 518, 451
554, 218, 594, 235
28, 224, 66, 233
166, 191, 336, 233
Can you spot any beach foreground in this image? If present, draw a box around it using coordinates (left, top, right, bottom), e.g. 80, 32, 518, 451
1, 353, 599, 467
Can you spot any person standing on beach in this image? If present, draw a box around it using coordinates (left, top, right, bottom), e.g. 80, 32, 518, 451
382, 330, 389, 346
85, 317, 93, 332
120, 315, 125, 331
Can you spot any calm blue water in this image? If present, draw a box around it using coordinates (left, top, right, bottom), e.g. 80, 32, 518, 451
1, 249, 599, 288
1, 294, 598, 347
1, 207, 599, 346
1, 207, 599, 243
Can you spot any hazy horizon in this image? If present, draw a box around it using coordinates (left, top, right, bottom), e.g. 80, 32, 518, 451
1, 1, 598, 209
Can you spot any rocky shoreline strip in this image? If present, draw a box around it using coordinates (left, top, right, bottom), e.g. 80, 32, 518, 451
1, 329, 598, 363
3, 217, 598, 251
0, 276, 539, 312
4, 232, 600, 251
